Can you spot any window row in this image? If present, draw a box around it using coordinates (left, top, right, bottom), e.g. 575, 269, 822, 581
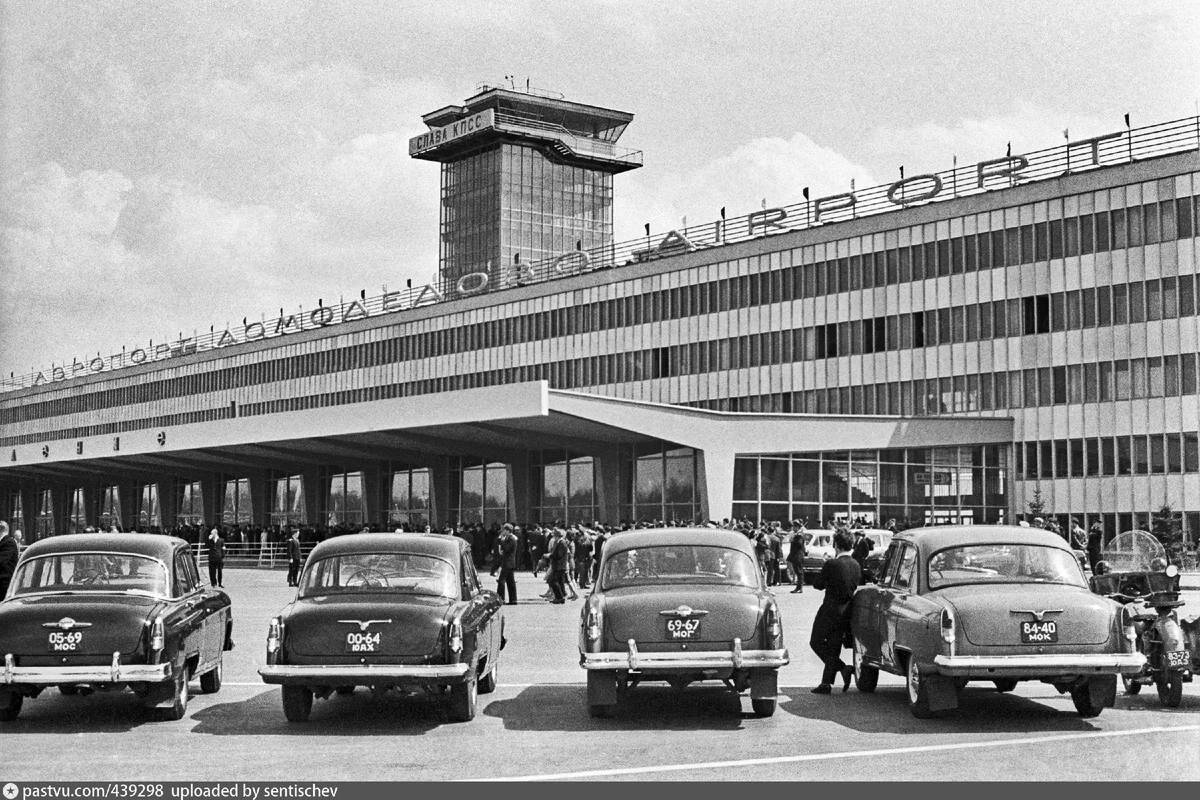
1016, 432, 1200, 479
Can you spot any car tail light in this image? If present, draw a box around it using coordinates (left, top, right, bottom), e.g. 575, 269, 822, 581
765, 602, 782, 646
266, 617, 282, 659
940, 608, 955, 653
1121, 607, 1138, 646
584, 599, 602, 644
149, 616, 165, 663
449, 617, 464, 656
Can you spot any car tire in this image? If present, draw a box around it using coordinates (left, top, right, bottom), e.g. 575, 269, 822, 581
0, 691, 22, 722
282, 685, 313, 722
1121, 675, 1141, 695
905, 655, 935, 719
448, 678, 477, 722
1070, 683, 1104, 718
478, 660, 498, 695
158, 670, 189, 721
750, 697, 777, 717
335, 686, 355, 696
1156, 673, 1183, 708
199, 660, 223, 694
853, 647, 878, 693
993, 679, 1018, 693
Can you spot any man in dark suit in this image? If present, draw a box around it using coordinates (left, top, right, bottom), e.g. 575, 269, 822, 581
286, 528, 302, 587
207, 528, 225, 587
809, 530, 861, 694
490, 524, 518, 605
851, 530, 874, 572
0, 522, 19, 598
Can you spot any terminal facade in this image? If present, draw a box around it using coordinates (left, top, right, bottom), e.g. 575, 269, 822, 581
1, 91, 1198, 544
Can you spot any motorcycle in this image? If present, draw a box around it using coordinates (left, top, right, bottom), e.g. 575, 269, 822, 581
1089, 531, 1192, 708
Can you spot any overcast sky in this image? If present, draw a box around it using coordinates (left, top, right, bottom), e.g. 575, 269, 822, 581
1, 0, 1197, 382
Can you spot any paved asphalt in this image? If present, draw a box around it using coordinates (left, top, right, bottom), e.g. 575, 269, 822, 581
3, 568, 1198, 782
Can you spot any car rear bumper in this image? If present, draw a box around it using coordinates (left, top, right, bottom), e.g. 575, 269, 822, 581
580, 639, 788, 672
3, 653, 171, 686
258, 662, 471, 684
931, 652, 1146, 677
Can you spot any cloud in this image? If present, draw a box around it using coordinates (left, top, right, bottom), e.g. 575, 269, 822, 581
617, 129, 876, 241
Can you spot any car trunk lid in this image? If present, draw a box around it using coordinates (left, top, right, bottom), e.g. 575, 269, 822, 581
603, 585, 761, 647
0, 593, 160, 659
285, 594, 453, 658
939, 584, 1114, 646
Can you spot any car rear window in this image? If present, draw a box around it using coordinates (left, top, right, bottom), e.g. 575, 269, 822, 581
600, 545, 759, 590
11, 553, 170, 597
927, 544, 1086, 590
300, 553, 457, 598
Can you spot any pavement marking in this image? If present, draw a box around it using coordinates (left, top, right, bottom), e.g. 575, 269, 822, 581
476, 724, 1200, 781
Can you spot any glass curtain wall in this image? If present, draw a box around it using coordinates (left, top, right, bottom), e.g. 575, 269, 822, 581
37, 488, 54, 538
222, 478, 253, 527
621, 445, 699, 523
270, 474, 306, 527
69, 488, 87, 533
389, 469, 431, 529
532, 451, 596, 523
732, 445, 1008, 527
99, 485, 122, 530
176, 481, 204, 527
450, 459, 509, 526
138, 484, 161, 530
8, 491, 23, 539
325, 472, 365, 528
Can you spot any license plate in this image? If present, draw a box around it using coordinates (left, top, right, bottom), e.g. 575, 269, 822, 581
47, 631, 84, 652
1019, 620, 1058, 643
666, 618, 702, 640
344, 632, 382, 653
1165, 650, 1190, 668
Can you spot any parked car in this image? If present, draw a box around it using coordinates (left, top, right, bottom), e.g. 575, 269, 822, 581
850, 526, 1144, 719
857, 529, 893, 581
259, 533, 504, 723
800, 531, 836, 580
0, 533, 232, 721
579, 528, 788, 718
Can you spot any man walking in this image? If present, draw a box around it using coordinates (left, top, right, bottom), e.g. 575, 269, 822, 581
809, 530, 861, 694
286, 528, 302, 587
207, 527, 225, 587
787, 522, 807, 593
0, 522, 18, 598
491, 523, 518, 605
546, 528, 570, 603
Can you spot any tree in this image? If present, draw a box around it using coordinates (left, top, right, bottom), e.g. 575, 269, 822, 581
1026, 488, 1049, 522
1151, 504, 1184, 565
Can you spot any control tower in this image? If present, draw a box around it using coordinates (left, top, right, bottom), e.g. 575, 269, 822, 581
409, 86, 641, 290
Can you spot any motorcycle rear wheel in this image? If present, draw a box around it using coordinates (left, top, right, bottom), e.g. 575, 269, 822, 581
1156, 673, 1183, 708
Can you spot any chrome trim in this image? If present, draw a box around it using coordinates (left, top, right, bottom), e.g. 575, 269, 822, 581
1, 652, 171, 685
42, 618, 93, 630
627, 639, 639, 670
732, 637, 743, 669
258, 663, 470, 682
932, 652, 1146, 676
1009, 609, 1064, 621
658, 606, 708, 617
581, 647, 789, 671
337, 619, 393, 632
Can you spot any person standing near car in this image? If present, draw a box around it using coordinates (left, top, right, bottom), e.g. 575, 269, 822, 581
0, 522, 18, 598
809, 530, 861, 694
1087, 522, 1104, 572
206, 527, 225, 587
787, 521, 807, 593
286, 528, 302, 587
491, 523, 518, 605
546, 528, 570, 603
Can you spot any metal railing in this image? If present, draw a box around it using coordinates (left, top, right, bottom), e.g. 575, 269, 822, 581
493, 112, 643, 164
4, 115, 1198, 395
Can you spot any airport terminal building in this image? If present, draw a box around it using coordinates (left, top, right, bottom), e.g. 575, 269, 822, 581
2, 89, 1198, 543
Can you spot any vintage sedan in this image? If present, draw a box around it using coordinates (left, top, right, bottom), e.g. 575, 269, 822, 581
857, 529, 894, 581
579, 528, 788, 718
0, 533, 232, 721
800, 531, 836, 580
851, 526, 1144, 718
259, 533, 504, 723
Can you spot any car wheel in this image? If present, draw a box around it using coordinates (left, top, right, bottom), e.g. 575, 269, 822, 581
993, 679, 1018, 693
199, 660, 223, 694
1156, 673, 1183, 708
1070, 683, 1104, 718
1121, 675, 1141, 695
59, 685, 80, 696
478, 660, 498, 695
0, 691, 22, 722
281, 685, 313, 722
448, 678, 477, 722
158, 670, 189, 721
750, 697, 777, 717
905, 655, 935, 719
853, 646, 878, 693
335, 686, 355, 696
